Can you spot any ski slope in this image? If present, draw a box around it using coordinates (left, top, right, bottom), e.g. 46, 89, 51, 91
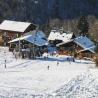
0, 46, 97, 98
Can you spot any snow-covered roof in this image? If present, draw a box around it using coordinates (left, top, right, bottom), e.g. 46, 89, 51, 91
9, 35, 32, 42
9, 31, 48, 46
24, 30, 46, 38
48, 30, 74, 43
56, 39, 73, 47
0, 20, 32, 32
74, 36, 96, 53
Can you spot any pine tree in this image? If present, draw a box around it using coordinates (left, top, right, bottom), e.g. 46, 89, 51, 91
77, 16, 89, 36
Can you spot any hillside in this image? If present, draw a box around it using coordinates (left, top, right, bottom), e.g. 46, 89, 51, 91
0, 0, 98, 24
0, 0, 98, 41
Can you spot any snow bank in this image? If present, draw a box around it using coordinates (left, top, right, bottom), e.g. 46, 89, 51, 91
53, 71, 98, 98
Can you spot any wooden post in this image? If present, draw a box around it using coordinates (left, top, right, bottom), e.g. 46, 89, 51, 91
19, 38, 21, 58
33, 25, 39, 59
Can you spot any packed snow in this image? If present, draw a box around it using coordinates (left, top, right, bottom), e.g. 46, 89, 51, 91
0, 46, 98, 98
53, 71, 98, 98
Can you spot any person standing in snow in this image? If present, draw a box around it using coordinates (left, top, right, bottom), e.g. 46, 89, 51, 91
5, 59, 6, 69
67, 57, 71, 64
72, 57, 75, 62
57, 61, 59, 66
47, 66, 50, 70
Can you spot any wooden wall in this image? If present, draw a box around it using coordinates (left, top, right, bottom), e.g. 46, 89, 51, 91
57, 42, 95, 59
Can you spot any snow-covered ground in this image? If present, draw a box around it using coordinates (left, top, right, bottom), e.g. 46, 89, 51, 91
0, 46, 97, 98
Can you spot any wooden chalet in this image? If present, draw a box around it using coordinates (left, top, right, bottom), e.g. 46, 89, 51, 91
57, 36, 96, 60
0, 20, 36, 46
74, 36, 95, 59
8, 30, 48, 59
48, 29, 96, 60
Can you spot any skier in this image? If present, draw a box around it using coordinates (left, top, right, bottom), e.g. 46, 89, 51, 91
47, 66, 50, 70
5, 59, 6, 69
57, 61, 59, 66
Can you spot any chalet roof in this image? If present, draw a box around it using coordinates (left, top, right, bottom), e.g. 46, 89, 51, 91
54, 35, 95, 53
9, 31, 48, 46
56, 39, 73, 47
0, 20, 32, 32
48, 30, 75, 42
74, 36, 96, 53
